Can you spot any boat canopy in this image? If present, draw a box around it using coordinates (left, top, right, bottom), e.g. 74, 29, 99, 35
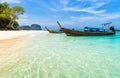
84, 27, 100, 32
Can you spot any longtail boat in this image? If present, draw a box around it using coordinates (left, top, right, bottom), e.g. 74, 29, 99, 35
57, 21, 115, 36
45, 26, 62, 33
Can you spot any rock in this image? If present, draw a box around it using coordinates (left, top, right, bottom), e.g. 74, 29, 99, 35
30, 24, 42, 30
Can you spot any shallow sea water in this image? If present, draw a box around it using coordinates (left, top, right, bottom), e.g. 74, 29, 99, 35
1, 31, 120, 78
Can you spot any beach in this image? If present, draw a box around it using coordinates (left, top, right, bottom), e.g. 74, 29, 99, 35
0, 31, 120, 78
0, 31, 41, 55
0, 31, 42, 40
0, 31, 42, 76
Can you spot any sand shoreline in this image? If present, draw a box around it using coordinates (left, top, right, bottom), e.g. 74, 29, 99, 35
0, 31, 45, 75
0, 30, 45, 52
0, 31, 41, 51
0, 30, 45, 40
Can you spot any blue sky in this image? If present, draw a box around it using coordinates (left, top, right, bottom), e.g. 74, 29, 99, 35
2, 0, 120, 29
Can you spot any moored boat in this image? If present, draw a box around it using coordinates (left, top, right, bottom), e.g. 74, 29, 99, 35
45, 26, 62, 33
57, 21, 115, 36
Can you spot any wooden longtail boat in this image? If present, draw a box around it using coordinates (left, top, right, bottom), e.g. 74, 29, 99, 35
45, 26, 62, 33
57, 21, 115, 36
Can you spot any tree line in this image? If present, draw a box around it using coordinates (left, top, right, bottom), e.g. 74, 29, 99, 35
0, 2, 24, 30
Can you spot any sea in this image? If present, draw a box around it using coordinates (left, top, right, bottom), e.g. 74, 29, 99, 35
1, 31, 120, 78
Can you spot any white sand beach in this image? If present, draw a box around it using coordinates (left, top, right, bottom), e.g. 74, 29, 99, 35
0, 31, 45, 75
0, 30, 44, 54
0, 31, 43, 40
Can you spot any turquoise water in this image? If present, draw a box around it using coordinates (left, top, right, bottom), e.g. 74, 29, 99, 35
1, 31, 120, 78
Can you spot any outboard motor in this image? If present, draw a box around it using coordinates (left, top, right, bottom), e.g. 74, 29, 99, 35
110, 26, 115, 32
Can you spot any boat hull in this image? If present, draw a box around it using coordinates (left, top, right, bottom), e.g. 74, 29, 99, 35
61, 28, 115, 36
48, 30, 62, 33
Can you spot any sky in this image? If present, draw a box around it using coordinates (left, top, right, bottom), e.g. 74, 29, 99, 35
1, 0, 120, 29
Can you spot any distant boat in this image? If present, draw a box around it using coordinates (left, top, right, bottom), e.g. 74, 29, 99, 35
57, 21, 115, 36
45, 26, 62, 33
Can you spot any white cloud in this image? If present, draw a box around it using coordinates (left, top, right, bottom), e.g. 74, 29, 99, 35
77, 0, 111, 3
50, 0, 110, 15
101, 13, 120, 19
17, 14, 58, 26
61, 1, 107, 14
63, 7, 106, 14
90, 2, 106, 9
49, 8, 58, 11
1, 0, 21, 3
17, 14, 30, 25
59, 0, 69, 7
70, 12, 120, 22
19, 14, 28, 18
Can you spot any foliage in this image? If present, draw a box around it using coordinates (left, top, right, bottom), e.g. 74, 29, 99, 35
0, 2, 24, 30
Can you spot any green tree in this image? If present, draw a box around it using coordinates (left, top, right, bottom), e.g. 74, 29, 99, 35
0, 2, 11, 29
0, 2, 9, 13
0, 2, 24, 30
6, 6, 24, 29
